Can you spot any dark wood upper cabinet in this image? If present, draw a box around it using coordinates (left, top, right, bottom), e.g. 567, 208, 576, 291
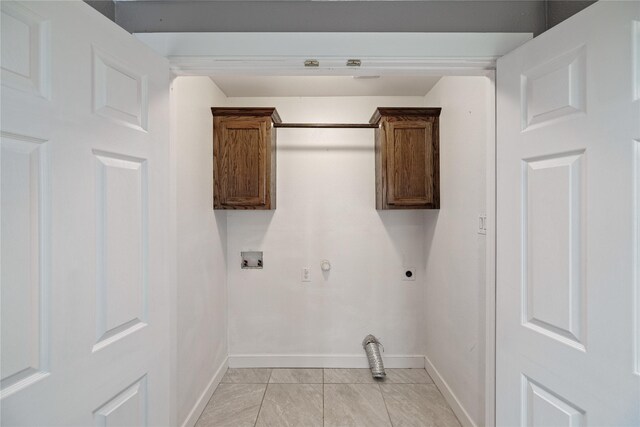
370, 108, 442, 209
212, 108, 281, 209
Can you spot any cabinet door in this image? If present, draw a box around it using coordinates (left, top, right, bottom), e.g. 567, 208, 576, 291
214, 119, 268, 207
384, 120, 439, 208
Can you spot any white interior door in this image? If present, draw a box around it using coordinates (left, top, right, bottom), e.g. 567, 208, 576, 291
1, 1, 171, 425
496, 1, 640, 425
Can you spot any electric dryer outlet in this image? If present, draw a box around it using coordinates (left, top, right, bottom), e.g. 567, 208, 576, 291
402, 268, 416, 281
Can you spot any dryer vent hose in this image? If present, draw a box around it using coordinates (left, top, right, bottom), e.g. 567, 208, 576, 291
362, 334, 386, 379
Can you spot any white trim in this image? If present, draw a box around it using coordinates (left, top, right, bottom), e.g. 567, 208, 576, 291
425, 356, 477, 427
485, 72, 497, 427
135, 32, 532, 76
136, 32, 531, 58
228, 354, 425, 369
180, 357, 229, 427
168, 75, 179, 427
164, 57, 501, 77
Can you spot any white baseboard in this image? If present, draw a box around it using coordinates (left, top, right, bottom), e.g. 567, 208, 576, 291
228, 354, 425, 369
181, 357, 228, 427
424, 356, 476, 427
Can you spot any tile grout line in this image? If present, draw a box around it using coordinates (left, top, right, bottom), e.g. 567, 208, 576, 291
253, 370, 272, 427
216, 383, 272, 390
322, 370, 325, 427
378, 382, 395, 427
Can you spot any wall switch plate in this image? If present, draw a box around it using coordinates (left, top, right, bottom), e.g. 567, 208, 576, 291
478, 213, 487, 235
402, 267, 416, 281
302, 267, 311, 282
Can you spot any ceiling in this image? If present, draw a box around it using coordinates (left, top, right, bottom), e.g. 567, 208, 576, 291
92, 1, 593, 37
209, 75, 442, 97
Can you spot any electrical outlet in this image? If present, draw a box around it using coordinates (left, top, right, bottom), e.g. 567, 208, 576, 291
402, 267, 416, 281
301, 267, 311, 282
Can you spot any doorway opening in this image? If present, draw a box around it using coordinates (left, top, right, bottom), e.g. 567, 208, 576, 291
171, 70, 496, 427
134, 29, 531, 427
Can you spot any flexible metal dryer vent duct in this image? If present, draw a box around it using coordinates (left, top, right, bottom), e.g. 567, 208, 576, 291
362, 334, 386, 379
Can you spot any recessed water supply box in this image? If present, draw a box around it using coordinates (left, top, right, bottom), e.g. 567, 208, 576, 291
241, 251, 263, 269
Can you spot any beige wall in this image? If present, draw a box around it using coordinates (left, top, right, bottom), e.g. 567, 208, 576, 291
422, 76, 491, 426
223, 96, 429, 364
173, 76, 229, 425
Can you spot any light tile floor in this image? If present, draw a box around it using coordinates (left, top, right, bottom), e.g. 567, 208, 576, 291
195, 368, 462, 427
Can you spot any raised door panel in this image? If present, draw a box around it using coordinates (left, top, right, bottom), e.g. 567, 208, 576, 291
0, 132, 50, 398
94, 376, 147, 427
92, 47, 148, 132
385, 120, 437, 208
522, 376, 584, 427
0, 2, 50, 99
523, 151, 585, 349
93, 151, 148, 352
521, 46, 586, 131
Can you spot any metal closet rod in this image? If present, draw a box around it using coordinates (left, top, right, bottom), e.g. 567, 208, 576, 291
274, 123, 378, 129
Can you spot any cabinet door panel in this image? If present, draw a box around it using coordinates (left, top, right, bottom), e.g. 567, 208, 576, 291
372, 108, 440, 210
216, 119, 266, 206
385, 121, 435, 206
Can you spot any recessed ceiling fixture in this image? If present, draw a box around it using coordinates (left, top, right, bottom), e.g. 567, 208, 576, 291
304, 59, 319, 67
346, 59, 362, 67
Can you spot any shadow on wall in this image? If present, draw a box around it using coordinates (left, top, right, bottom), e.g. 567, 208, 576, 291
423, 210, 440, 256
278, 144, 371, 152
225, 210, 275, 256
214, 210, 229, 265
377, 210, 432, 265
